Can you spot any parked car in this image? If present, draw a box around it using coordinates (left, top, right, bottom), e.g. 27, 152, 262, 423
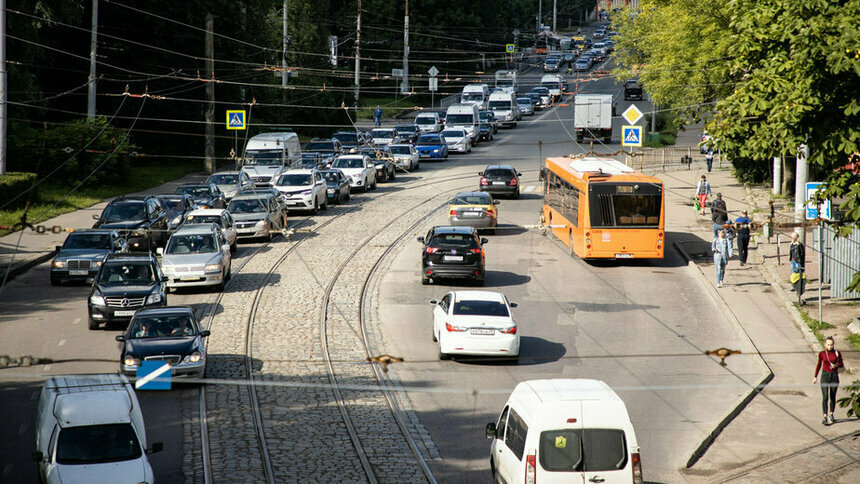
414, 112, 443, 133
155, 193, 197, 232
417, 226, 487, 285
480, 165, 522, 199
227, 193, 287, 241
478, 121, 495, 142
34, 374, 162, 484
394, 124, 421, 143
320, 169, 351, 205
415, 134, 448, 161
50, 229, 126, 285
331, 155, 377, 192
273, 169, 328, 213
448, 191, 499, 230
387, 144, 420, 171
206, 170, 253, 200
175, 183, 226, 210
158, 224, 231, 292
441, 128, 472, 154
116, 307, 210, 379
92, 195, 169, 252
87, 252, 168, 330
370, 128, 400, 146
182, 208, 238, 253
430, 290, 519, 360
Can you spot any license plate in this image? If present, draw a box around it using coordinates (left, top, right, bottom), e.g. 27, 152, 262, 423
470, 328, 495, 335
615, 253, 633, 259
69, 270, 89, 276
443, 255, 464, 262
180, 275, 200, 281
461, 211, 481, 217
114, 310, 136, 317
419, 154, 430, 158
492, 181, 506, 185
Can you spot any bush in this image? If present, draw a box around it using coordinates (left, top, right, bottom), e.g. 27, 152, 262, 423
0, 172, 38, 210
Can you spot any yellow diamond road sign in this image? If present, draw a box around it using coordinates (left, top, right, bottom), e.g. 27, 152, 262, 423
622, 104, 643, 125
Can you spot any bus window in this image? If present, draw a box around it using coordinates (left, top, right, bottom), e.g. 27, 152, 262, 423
590, 189, 661, 227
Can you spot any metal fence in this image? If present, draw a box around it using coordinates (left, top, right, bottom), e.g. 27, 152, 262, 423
623, 146, 723, 172
815, 226, 860, 299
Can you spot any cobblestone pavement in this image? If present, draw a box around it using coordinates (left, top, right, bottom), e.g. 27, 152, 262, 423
184, 177, 475, 482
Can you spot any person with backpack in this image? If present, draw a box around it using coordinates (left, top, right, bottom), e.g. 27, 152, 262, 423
695, 175, 712, 216
813, 336, 844, 425
711, 192, 728, 237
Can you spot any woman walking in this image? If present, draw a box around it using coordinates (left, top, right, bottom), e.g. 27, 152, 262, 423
696, 175, 712, 216
711, 228, 733, 287
790, 232, 805, 272
813, 336, 844, 425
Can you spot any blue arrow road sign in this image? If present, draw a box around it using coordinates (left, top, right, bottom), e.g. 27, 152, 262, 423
136, 360, 172, 390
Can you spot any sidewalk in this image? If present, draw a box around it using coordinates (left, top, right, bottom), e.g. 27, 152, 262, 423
658, 147, 859, 478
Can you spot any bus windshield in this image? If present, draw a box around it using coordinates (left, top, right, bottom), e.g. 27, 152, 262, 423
589, 184, 661, 227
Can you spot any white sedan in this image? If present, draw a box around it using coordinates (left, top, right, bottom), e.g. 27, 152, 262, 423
441, 128, 472, 154
331, 155, 378, 192
182, 208, 238, 253
430, 290, 519, 360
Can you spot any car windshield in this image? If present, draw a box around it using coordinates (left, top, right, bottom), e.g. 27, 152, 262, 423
497, 80, 514, 87
101, 203, 145, 222
446, 114, 473, 124
371, 129, 395, 138
55, 424, 142, 465
185, 214, 222, 226
159, 199, 184, 211
489, 101, 511, 110
517, 98, 531, 105
244, 150, 282, 166
389, 146, 412, 155
276, 174, 313, 186
395, 125, 418, 134
417, 135, 441, 144
228, 198, 267, 214
442, 130, 465, 138
462, 93, 484, 101
63, 234, 112, 250
306, 142, 335, 152
480, 113, 494, 121
323, 172, 341, 183
453, 194, 491, 205
166, 234, 217, 254
539, 429, 627, 472
452, 299, 509, 317
208, 174, 238, 185
428, 233, 477, 249
415, 117, 435, 125
542, 82, 559, 89
333, 133, 358, 143
485, 168, 514, 177
532, 87, 549, 94
333, 158, 365, 169
176, 186, 210, 198
97, 263, 155, 285
130, 314, 196, 339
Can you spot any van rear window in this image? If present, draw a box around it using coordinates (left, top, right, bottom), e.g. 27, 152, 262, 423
56, 423, 142, 464
539, 428, 627, 472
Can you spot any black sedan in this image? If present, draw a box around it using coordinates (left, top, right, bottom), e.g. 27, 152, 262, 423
479, 165, 522, 199
417, 226, 487, 285
320, 169, 351, 205
155, 193, 197, 232
478, 122, 494, 142
175, 183, 226, 209
394, 124, 420, 143
116, 306, 210, 380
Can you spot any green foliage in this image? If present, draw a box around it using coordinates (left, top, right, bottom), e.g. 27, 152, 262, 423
0, 173, 38, 210
837, 380, 860, 419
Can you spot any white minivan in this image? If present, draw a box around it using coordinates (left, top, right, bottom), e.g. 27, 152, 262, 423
446, 103, 481, 143
541, 74, 564, 102
486, 379, 643, 484
34, 374, 162, 484
488, 91, 520, 128
461, 84, 490, 110
241, 131, 303, 187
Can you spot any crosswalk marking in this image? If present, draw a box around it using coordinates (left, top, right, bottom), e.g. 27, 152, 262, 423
524, 185, 536, 193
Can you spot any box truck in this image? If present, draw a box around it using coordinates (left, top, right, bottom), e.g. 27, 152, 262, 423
574, 94, 613, 144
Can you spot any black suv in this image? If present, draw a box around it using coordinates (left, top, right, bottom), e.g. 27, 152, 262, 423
479, 165, 522, 199
87, 252, 168, 330
624, 79, 643, 101
93, 195, 169, 251
417, 226, 488, 285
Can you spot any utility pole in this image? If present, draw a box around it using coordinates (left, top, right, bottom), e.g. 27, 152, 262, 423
772, 156, 782, 195
354, 0, 361, 109
0, 0, 6, 175
794, 144, 808, 246
552, 0, 557, 32
282, 0, 288, 87
87, 0, 98, 120
537, 0, 542, 32
401, 0, 409, 94
204, 14, 215, 175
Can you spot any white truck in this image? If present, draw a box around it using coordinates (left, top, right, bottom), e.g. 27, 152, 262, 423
446, 103, 481, 143
494, 70, 518, 93
574, 94, 613, 144
460, 84, 490, 110
241, 131, 302, 187
541, 74, 564, 102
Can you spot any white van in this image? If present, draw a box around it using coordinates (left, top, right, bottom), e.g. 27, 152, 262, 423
486, 379, 642, 484
34, 374, 162, 484
541, 74, 564, 102
242, 131, 302, 187
446, 103, 481, 143
488, 91, 520, 128
461, 84, 490, 110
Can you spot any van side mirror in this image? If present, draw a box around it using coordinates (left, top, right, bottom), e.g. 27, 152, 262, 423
161, 275, 169, 282
200, 330, 211, 337
55, 245, 62, 252
478, 172, 484, 176
493, 200, 500, 205
429, 299, 438, 305
485, 422, 497, 439
146, 442, 164, 454
115, 335, 126, 342
481, 238, 489, 244
509, 302, 518, 308
92, 214, 100, 220
517, 172, 522, 176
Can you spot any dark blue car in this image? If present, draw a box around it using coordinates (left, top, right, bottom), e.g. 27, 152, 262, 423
415, 134, 449, 160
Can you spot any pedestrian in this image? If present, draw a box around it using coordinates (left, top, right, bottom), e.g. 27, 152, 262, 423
813, 336, 844, 425
705, 149, 714, 172
373, 105, 383, 128
711, 228, 733, 287
711, 192, 728, 238
735, 210, 752, 265
695, 175, 711, 216
789, 232, 805, 272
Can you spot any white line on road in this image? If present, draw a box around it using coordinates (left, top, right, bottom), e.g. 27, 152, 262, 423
72, 318, 80, 325
524, 185, 536, 193
135, 363, 171, 389
43, 364, 51, 372
57, 339, 65, 346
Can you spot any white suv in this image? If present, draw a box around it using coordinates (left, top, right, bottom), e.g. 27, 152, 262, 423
331, 155, 377, 192
273, 169, 328, 213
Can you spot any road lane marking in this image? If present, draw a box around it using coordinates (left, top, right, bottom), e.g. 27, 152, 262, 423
43, 364, 51, 372
57, 339, 66, 346
524, 185, 536, 193
72, 318, 80, 325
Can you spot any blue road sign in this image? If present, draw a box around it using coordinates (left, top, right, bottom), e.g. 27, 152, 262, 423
226, 110, 246, 130
805, 182, 831, 220
136, 360, 172, 390
621, 125, 642, 147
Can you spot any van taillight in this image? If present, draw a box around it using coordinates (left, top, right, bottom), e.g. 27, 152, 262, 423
632, 452, 643, 484
525, 452, 536, 484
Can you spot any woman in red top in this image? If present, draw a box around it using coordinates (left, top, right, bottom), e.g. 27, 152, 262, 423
812, 336, 844, 425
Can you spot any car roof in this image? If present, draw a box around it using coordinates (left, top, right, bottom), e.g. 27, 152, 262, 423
450, 290, 506, 303
134, 306, 195, 318
282, 168, 315, 174
432, 225, 477, 235
388, 143, 414, 148
186, 208, 227, 216
453, 191, 490, 199
172, 224, 218, 235
105, 251, 155, 262
178, 183, 209, 188
485, 165, 516, 171
336, 154, 366, 159
231, 193, 271, 201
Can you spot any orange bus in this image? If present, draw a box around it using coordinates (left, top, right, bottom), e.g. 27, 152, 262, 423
541, 156, 665, 259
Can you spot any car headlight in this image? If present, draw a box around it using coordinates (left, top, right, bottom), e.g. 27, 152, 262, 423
433, 149, 440, 153
183, 351, 204, 364
146, 293, 162, 304
254, 219, 266, 227
327, 188, 335, 193
301, 189, 312, 195
52, 260, 65, 268
96, 260, 103, 267
171, 215, 182, 227
205, 263, 223, 272
123, 355, 140, 367
90, 294, 106, 306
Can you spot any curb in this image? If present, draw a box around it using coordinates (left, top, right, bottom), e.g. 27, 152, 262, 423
0, 250, 55, 288
755, 246, 821, 349
672, 240, 775, 468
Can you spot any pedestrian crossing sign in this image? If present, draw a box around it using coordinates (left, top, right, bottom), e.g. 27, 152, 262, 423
622, 125, 642, 147
226, 110, 246, 130
506, 44, 515, 53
